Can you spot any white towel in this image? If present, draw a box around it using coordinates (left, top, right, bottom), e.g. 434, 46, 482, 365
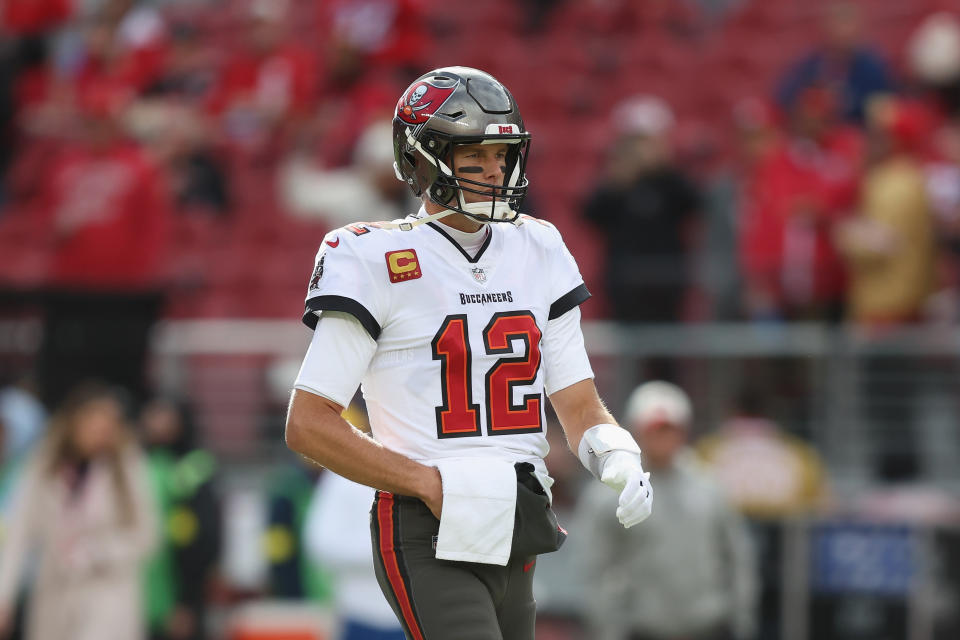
434, 458, 516, 565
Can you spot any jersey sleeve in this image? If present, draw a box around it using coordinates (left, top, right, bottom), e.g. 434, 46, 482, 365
301, 232, 386, 340
545, 225, 591, 320
541, 306, 594, 396
294, 311, 377, 408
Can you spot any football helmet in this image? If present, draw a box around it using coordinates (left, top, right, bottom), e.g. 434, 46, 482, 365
392, 66, 531, 225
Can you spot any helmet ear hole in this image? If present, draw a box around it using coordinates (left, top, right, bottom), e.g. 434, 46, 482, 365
432, 185, 453, 204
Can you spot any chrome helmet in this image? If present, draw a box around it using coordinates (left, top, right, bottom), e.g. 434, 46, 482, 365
392, 66, 531, 224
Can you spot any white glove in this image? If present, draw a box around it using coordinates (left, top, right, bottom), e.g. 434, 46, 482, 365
578, 424, 654, 528
599, 451, 653, 528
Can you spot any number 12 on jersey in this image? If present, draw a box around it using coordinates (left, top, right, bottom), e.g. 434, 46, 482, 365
431, 311, 543, 438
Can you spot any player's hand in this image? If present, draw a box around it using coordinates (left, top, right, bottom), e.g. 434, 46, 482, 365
600, 451, 653, 528
420, 466, 444, 520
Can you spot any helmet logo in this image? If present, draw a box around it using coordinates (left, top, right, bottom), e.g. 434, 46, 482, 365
397, 80, 458, 125
410, 85, 428, 104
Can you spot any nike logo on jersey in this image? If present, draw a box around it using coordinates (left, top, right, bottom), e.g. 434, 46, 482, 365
523, 559, 535, 573
325, 237, 340, 248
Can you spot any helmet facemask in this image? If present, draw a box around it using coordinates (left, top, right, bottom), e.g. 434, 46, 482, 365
403, 128, 531, 225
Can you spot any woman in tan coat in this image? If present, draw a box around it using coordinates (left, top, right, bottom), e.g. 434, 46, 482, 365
0, 383, 157, 640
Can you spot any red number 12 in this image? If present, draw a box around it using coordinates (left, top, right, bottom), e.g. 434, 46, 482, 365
431, 311, 542, 439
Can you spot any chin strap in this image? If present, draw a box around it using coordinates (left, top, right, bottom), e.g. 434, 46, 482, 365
376, 208, 458, 231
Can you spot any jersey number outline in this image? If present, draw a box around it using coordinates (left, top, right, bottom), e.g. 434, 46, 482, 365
431, 311, 543, 439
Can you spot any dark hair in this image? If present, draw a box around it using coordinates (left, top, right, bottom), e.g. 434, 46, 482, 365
142, 395, 198, 455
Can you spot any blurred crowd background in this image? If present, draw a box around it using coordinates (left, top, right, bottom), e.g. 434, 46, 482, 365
1, 0, 960, 638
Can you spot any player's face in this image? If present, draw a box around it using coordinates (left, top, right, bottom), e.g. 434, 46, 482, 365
451, 143, 508, 203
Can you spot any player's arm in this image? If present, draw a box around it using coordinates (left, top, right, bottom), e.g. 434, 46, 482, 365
543, 306, 653, 528
285, 310, 443, 518
285, 391, 443, 518
548, 379, 615, 453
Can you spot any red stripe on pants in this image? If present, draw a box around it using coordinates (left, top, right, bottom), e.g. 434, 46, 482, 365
377, 493, 425, 640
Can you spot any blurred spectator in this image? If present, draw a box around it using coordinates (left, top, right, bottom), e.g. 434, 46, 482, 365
776, 2, 895, 125
281, 119, 413, 226
0, 415, 19, 640
583, 95, 701, 322
1, 0, 72, 36
0, 376, 45, 463
0, 410, 21, 525
517, 0, 565, 34
678, 119, 742, 320
263, 454, 330, 601
834, 96, 935, 328
1, 34, 57, 204
130, 18, 229, 216
834, 98, 937, 483
908, 12, 960, 118
739, 87, 862, 322
697, 388, 828, 519
319, 0, 425, 82
127, 100, 230, 215
909, 13, 960, 321
34, 84, 171, 407
0, 382, 157, 640
0, 415, 9, 509
575, 381, 757, 640
304, 471, 404, 640
55, 2, 168, 100
141, 397, 221, 640
208, 0, 318, 158
144, 23, 217, 102
926, 116, 960, 321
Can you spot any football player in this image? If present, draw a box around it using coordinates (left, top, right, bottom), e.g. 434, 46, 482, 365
286, 66, 653, 640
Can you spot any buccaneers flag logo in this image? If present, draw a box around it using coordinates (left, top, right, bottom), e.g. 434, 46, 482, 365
396, 80, 458, 125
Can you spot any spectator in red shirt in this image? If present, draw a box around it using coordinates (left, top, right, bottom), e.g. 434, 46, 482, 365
35, 83, 171, 407
1, 0, 72, 36
68, 4, 168, 99
318, 0, 425, 79
207, 0, 318, 157
42, 86, 168, 289
740, 88, 863, 322
309, 0, 423, 167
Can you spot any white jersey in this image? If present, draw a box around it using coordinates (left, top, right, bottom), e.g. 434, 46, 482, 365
297, 211, 593, 464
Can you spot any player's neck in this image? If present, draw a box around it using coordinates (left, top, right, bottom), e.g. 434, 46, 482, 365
423, 201, 486, 234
